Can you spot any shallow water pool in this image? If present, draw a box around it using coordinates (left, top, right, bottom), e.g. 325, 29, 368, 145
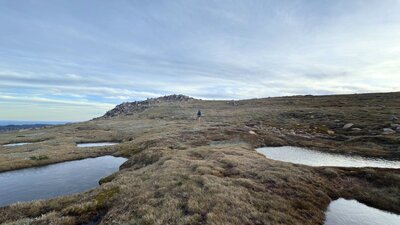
256, 146, 400, 168
3, 142, 32, 147
324, 198, 400, 225
0, 156, 127, 207
76, 142, 118, 147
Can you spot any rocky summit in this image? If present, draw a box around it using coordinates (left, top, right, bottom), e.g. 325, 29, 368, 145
100, 94, 194, 118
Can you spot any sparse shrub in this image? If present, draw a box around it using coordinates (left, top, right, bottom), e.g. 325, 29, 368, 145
62, 201, 97, 216
322, 168, 339, 178
29, 155, 49, 160
314, 125, 330, 134
195, 166, 212, 175
120, 151, 162, 170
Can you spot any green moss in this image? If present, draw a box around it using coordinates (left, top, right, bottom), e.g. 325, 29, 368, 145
95, 187, 120, 209
99, 173, 117, 185
62, 201, 97, 216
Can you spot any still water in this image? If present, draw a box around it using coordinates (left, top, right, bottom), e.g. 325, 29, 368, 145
3, 142, 32, 147
0, 156, 127, 207
77, 142, 118, 147
324, 198, 400, 225
256, 146, 400, 168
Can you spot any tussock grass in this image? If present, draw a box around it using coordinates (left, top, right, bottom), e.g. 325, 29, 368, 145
1, 92, 399, 224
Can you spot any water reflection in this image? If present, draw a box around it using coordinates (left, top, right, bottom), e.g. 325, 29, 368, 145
256, 146, 400, 168
0, 156, 127, 207
3, 142, 32, 147
77, 142, 118, 147
325, 198, 400, 225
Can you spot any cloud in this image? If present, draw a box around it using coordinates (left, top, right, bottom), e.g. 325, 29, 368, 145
0, 0, 399, 120
0, 94, 114, 109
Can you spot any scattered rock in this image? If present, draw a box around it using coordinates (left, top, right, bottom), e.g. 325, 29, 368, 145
351, 128, 362, 131
390, 123, 399, 128
327, 130, 335, 135
382, 128, 396, 135
389, 115, 398, 121
396, 126, 400, 133
343, 123, 354, 130
248, 130, 257, 135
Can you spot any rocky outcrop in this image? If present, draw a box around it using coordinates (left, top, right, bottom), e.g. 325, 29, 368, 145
382, 128, 396, 135
343, 123, 354, 130
389, 115, 398, 122
99, 94, 194, 119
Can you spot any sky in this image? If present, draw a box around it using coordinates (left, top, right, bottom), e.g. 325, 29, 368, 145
0, 0, 400, 121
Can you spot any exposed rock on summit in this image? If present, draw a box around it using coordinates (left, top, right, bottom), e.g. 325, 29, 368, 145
100, 94, 194, 118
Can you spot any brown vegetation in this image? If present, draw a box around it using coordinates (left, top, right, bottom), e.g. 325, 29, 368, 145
0, 92, 399, 224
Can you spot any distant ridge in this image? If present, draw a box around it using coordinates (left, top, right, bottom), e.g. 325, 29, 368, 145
99, 94, 194, 119
0, 124, 50, 133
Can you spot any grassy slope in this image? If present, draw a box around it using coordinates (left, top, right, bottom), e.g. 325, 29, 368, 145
0, 92, 399, 224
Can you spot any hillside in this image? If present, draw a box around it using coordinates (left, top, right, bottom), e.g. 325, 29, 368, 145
0, 92, 399, 225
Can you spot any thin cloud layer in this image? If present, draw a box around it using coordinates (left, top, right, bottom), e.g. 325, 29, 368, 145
0, 0, 399, 121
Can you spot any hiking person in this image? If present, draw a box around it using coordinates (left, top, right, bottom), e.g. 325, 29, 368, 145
197, 110, 202, 122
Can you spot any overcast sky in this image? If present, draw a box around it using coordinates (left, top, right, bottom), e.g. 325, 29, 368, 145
1, 0, 400, 121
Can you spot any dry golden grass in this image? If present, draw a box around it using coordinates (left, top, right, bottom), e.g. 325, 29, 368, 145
0, 92, 399, 224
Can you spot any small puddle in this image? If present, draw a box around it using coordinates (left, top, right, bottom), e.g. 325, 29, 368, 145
256, 146, 400, 168
324, 198, 400, 225
0, 156, 127, 207
77, 142, 118, 148
3, 142, 32, 147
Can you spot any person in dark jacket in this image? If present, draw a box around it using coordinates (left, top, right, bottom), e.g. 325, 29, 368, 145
197, 110, 202, 122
